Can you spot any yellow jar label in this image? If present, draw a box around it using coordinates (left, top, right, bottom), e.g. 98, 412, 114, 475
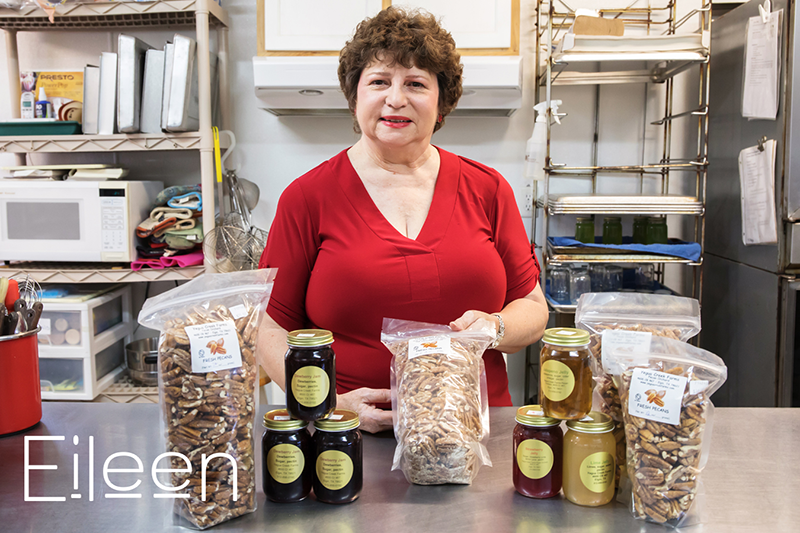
316, 450, 353, 490
267, 443, 304, 484
291, 366, 330, 407
579, 452, 614, 493
541, 359, 575, 402
516, 439, 554, 480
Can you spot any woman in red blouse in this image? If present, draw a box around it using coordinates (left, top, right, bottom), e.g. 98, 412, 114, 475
257, 7, 548, 433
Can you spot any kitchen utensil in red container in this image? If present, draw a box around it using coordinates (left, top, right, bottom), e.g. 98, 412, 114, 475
0, 327, 42, 436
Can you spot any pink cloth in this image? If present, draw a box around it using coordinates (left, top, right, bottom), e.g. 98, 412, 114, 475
131, 251, 204, 271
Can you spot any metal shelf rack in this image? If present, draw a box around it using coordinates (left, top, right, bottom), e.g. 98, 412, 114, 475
533, 0, 710, 308
0, 0, 231, 276
525, 1, 711, 403
0, 262, 205, 283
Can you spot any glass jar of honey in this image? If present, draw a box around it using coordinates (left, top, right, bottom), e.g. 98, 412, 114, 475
313, 409, 362, 504
539, 328, 592, 420
262, 409, 313, 503
563, 412, 616, 507
285, 329, 336, 422
512, 405, 563, 499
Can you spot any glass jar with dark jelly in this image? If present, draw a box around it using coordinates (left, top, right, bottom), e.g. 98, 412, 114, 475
313, 409, 362, 504
262, 409, 313, 503
285, 329, 336, 421
513, 405, 563, 499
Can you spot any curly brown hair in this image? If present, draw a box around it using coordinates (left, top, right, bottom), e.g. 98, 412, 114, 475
338, 6, 463, 133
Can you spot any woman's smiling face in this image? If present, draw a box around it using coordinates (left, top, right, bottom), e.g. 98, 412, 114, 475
355, 57, 440, 151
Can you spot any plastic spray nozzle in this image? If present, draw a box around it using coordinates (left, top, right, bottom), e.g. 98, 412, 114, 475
37, 87, 48, 101
533, 100, 563, 124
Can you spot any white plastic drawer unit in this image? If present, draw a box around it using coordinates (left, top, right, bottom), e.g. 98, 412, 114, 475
37, 285, 133, 400
38, 285, 132, 352
39, 338, 128, 401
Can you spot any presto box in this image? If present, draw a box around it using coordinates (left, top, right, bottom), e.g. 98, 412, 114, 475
20, 70, 83, 121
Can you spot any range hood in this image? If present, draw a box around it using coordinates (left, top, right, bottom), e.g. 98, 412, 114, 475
252, 56, 522, 117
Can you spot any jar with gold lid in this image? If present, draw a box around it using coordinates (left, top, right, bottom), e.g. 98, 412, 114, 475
512, 405, 563, 499
539, 328, 592, 420
285, 329, 337, 421
563, 412, 616, 507
313, 409, 362, 504
262, 409, 313, 503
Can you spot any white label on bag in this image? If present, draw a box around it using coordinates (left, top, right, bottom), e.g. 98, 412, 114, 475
601, 330, 652, 375
39, 318, 51, 336
627, 368, 688, 426
229, 304, 248, 320
408, 335, 452, 359
185, 320, 242, 373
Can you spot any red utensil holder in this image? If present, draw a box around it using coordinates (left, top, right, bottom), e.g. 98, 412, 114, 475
0, 328, 42, 436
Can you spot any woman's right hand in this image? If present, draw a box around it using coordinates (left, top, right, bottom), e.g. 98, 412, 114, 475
336, 388, 393, 434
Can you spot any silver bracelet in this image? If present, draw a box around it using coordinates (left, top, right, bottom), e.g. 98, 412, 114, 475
488, 313, 505, 350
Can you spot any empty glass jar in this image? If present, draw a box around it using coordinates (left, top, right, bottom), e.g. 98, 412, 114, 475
550, 267, 570, 303
569, 267, 591, 304
635, 264, 655, 290
602, 265, 623, 292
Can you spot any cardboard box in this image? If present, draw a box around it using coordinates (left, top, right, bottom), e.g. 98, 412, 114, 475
572, 16, 625, 37
20, 71, 84, 121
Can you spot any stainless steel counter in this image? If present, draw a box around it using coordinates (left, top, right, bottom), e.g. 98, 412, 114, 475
0, 404, 796, 532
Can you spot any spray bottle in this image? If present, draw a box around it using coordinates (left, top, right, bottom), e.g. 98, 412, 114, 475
524, 100, 562, 181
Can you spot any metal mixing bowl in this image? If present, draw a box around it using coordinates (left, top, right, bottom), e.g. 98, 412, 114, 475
125, 338, 159, 386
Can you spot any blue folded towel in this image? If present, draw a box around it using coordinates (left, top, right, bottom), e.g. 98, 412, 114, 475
548, 236, 701, 262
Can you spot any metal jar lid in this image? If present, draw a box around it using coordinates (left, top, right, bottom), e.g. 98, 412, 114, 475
287, 329, 334, 348
313, 409, 360, 432
516, 405, 560, 427
648, 216, 667, 224
566, 411, 614, 433
604, 217, 621, 223
542, 327, 590, 347
263, 409, 307, 431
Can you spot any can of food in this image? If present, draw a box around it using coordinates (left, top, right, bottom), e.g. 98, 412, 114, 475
285, 329, 337, 421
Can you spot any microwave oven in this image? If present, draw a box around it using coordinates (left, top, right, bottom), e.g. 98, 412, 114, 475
0, 180, 163, 262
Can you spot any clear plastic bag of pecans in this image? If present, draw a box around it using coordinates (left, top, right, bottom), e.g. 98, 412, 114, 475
138, 269, 276, 530
574, 293, 701, 486
381, 318, 494, 485
606, 336, 727, 529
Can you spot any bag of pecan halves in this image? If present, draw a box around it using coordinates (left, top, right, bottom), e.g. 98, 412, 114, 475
138, 268, 277, 529
381, 317, 494, 485
575, 292, 701, 487
606, 336, 727, 528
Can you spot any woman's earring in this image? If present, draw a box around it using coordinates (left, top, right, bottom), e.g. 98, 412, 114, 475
437, 114, 443, 123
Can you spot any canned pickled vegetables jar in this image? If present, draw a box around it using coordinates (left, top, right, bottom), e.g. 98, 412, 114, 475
285, 329, 337, 421
539, 328, 592, 420
262, 409, 313, 503
563, 412, 616, 507
512, 405, 563, 499
313, 409, 362, 504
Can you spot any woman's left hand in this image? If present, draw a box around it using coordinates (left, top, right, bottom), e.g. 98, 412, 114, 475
449, 310, 498, 332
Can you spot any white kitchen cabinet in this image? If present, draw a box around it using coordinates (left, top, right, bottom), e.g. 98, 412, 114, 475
258, 0, 518, 55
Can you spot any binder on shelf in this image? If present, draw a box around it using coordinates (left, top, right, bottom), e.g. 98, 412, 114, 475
82, 64, 100, 135
161, 42, 174, 131
165, 34, 219, 132
117, 34, 154, 133
140, 49, 165, 134
97, 52, 118, 135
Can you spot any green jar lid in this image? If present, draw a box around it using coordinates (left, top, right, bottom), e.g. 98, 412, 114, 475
516, 405, 560, 427
263, 409, 308, 431
542, 327, 590, 346
314, 409, 360, 432
287, 329, 334, 347
566, 411, 614, 433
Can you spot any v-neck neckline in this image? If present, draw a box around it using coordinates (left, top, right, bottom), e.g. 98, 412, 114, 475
338, 145, 459, 251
